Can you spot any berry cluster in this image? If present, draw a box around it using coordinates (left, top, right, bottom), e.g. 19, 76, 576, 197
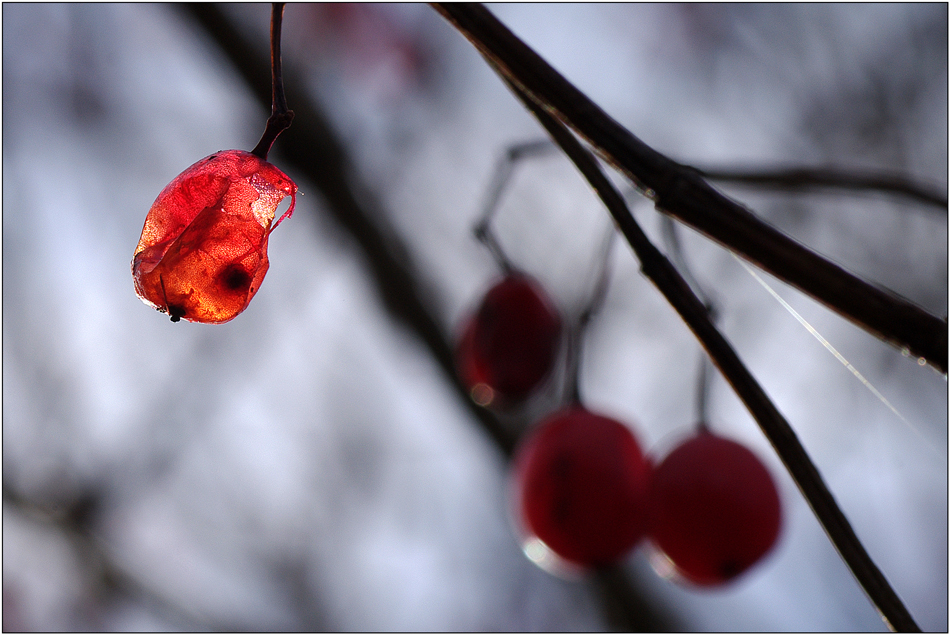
456, 274, 782, 586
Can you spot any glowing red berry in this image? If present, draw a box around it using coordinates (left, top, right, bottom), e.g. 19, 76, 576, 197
132, 150, 296, 324
456, 273, 561, 406
512, 406, 652, 574
648, 430, 782, 586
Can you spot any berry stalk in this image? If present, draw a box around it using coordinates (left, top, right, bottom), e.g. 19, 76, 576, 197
251, 3, 294, 160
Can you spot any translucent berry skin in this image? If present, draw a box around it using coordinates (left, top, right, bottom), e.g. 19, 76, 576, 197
513, 407, 652, 571
132, 150, 296, 324
456, 273, 561, 404
648, 431, 782, 586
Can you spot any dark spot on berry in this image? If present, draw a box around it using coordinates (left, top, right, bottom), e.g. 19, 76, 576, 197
219, 264, 251, 291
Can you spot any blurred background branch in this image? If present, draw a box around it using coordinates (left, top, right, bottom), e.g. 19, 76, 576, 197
180, 3, 674, 631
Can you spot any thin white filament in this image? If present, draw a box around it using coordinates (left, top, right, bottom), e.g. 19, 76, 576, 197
731, 253, 938, 456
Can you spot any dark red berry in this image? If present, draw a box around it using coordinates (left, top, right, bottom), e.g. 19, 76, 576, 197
512, 406, 652, 573
456, 273, 561, 405
648, 430, 782, 586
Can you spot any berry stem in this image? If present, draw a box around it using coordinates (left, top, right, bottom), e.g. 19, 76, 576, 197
251, 3, 294, 160
660, 216, 715, 429
565, 226, 616, 405
694, 355, 710, 432
474, 140, 558, 273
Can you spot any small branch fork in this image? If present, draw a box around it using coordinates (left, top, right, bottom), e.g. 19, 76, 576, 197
251, 3, 294, 160
433, 3, 947, 375
433, 3, 924, 631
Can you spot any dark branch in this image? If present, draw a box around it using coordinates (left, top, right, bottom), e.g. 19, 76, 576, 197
432, 3, 947, 374
501, 62, 921, 633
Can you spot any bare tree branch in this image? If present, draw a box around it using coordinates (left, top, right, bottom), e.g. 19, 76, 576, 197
506, 73, 920, 632
432, 3, 947, 374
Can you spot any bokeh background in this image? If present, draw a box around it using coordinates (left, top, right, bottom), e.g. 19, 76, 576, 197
3, 3, 947, 631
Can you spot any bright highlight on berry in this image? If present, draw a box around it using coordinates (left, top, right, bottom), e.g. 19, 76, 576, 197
132, 150, 296, 324
456, 273, 561, 405
648, 430, 782, 586
512, 406, 652, 574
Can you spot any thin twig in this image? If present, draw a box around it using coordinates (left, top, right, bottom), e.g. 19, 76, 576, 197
696, 166, 947, 211
513, 140, 946, 213
251, 3, 294, 159
432, 3, 947, 374
503, 71, 920, 632
660, 215, 712, 309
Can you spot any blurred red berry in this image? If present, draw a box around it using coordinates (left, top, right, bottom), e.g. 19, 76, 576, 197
648, 430, 782, 586
512, 406, 652, 573
296, 4, 429, 103
132, 150, 296, 324
456, 273, 561, 405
